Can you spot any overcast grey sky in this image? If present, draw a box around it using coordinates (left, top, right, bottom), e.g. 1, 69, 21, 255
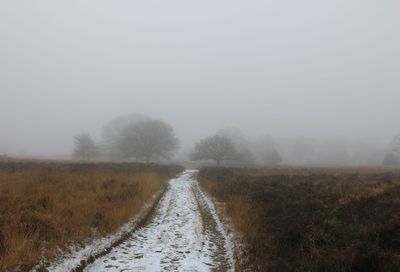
1, 0, 399, 156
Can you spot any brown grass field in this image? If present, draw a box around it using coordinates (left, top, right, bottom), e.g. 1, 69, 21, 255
0, 161, 182, 271
198, 167, 400, 272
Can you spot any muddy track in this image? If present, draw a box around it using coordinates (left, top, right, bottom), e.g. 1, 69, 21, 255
194, 182, 235, 272
70, 186, 168, 272
82, 170, 235, 272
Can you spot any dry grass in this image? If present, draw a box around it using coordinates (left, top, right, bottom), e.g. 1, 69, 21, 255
199, 167, 400, 272
0, 161, 182, 271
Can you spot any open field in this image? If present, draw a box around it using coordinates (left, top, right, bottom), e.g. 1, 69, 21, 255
0, 161, 182, 271
198, 167, 400, 272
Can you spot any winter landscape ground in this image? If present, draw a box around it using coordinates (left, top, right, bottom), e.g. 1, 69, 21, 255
2, 1, 400, 271
1, 161, 400, 271
83, 170, 234, 272
0, 161, 181, 271
199, 167, 400, 272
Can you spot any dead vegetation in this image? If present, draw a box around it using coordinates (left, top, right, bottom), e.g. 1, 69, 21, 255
198, 167, 400, 272
0, 161, 182, 271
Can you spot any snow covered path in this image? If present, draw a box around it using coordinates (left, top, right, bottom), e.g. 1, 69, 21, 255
84, 170, 235, 272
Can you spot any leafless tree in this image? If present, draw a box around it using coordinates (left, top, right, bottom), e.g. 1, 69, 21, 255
252, 135, 282, 166
217, 127, 254, 164
73, 134, 99, 161
119, 119, 179, 163
191, 135, 239, 165
383, 134, 400, 166
101, 113, 150, 160
263, 148, 282, 166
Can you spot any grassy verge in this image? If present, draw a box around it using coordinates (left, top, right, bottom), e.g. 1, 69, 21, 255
0, 161, 182, 271
198, 167, 400, 272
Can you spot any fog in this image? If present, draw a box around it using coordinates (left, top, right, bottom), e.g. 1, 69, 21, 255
1, 1, 399, 164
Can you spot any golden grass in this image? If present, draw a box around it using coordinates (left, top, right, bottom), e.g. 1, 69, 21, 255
0, 163, 181, 271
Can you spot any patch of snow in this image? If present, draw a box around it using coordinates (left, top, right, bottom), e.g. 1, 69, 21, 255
43, 170, 236, 272
84, 170, 235, 271
40, 192, 161, 272
195, 182, 236, 272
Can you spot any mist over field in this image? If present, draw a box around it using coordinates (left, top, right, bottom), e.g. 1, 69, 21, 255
3, 2, 400, 271
1, 1, 399, 165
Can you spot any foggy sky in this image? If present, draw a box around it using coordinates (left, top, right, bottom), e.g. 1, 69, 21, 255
1, 0, 400, 157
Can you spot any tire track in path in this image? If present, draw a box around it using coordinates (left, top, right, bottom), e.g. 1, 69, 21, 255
84, 170, 235, 272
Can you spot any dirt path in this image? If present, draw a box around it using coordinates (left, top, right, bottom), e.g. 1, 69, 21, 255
83, 170, 235, 272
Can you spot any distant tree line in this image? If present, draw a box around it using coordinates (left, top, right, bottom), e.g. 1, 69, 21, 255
190, 128, 282, 166
73, 114, 400, 167
73, 114, 178, 163
191, 135, 239, 165
73, 134, 99, 160
190, 128, 400, 167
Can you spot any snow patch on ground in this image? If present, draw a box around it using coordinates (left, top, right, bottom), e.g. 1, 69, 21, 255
84, 170, 235, 271
42, 170, 236, 272
195, 182, 236, 272
41, 193, 161, 272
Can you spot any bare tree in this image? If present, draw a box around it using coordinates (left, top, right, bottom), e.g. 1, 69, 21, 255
73, 134, 99, 161
191, 135, 239, 165
101, 113, 150, 160
252, 135, 282, 166
217, 127, 254, 164
263, 148, 282, 166
383, 134, 400, 166
119, 119, 179, 163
